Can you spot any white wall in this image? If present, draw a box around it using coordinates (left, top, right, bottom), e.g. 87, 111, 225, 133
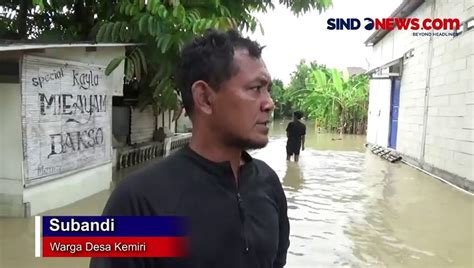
0, 83, 23, 179
423, 0, 474, 180
23, 163, 112, 216
176, 110, 192, 133
367, 2, 431, 70
368, 0, 474, 186
368, 1, 432, 160
0, 83, 24, 216
130, 107, 177, 145
395, 1, 431, 160
157, 109, 175, 133
130, 106, 155, 144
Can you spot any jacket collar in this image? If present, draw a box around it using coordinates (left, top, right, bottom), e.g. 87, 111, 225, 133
180, 144, 253, 179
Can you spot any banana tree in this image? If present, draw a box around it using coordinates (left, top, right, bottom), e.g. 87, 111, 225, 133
303, 67, 368, 134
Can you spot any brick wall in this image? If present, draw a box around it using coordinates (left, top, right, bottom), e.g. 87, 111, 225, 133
369, 0, 473, 186
424, 0, 473, 181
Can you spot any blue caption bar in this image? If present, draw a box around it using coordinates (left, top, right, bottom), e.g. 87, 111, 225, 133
42, 216, 187, 237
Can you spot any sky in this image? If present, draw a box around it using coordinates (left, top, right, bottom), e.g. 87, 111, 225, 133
246, 0, 403, 85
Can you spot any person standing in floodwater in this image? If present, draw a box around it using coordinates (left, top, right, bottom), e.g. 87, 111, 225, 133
286, 111, 306, 162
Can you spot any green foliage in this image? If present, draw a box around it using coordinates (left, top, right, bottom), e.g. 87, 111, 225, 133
94, 0, 332, 118
105, 57, 125, 76
273, 61, 369, 134
0, 0, 120, 40
270, 79, 292, 119
0, 0, 333, 121
304, 67, 369, 134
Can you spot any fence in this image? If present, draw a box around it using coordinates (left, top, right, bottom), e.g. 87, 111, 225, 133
117, 142, 164, 170
167, 133, 192, 156
116, 133, 192, 170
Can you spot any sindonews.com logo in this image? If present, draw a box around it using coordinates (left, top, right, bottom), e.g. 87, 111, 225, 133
327, 18, 460, 36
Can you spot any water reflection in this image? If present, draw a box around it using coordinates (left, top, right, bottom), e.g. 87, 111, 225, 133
282, 162, 304, 192
270, 119, 366, 152
253, 141, 369, 267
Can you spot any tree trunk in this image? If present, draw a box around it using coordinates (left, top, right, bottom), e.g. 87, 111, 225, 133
18, 0, 28, 39
74, 0, 95, 40
352, 112, 356, 134
339, 108, 345, 136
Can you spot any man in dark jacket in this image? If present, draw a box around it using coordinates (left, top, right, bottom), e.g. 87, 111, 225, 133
90, 29, 290, 268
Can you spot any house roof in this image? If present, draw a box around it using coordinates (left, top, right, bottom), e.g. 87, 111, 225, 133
0, 42, 139, 52
364, 0, 425, 46
346, 67, 367, 76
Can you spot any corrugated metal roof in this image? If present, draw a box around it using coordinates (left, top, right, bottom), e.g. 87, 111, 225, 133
0, 42, 139, 52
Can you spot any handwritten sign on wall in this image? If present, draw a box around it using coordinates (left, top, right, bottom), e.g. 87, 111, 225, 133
22, 55, 112, 184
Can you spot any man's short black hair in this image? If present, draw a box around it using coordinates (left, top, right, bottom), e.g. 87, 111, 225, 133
176, 29, 264, 117
294, 111, 304, 120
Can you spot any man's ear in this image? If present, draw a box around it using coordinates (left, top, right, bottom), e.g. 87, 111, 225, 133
191, 80, 215, 115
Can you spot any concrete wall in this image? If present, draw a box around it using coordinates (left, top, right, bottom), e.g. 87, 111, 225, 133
23, 163, 112, 216
176, 111, 192, 133
112, 106, 130, 145
368, 0, 474, 190
0, 83, 24, 216
157, 109, 175, 134
0, 83, 23, 179
368, 1, 432, 160
130, 106, 155, 144
424, 0, 473, 186
130, 107, 176, 145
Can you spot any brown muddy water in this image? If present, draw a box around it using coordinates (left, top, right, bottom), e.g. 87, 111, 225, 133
0, 119, 472, 268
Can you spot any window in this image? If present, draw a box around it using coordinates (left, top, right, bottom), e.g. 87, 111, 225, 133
454, 17, 474, 37
0, 60, 19, 83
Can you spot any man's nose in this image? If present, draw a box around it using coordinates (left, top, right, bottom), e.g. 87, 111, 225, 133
261, 92, 275, 112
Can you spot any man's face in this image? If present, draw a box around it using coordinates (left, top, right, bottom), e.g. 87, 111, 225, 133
211, 49, 274, 149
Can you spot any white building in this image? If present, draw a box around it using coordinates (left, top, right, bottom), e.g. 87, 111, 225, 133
365, 0, 473, 192
0, 43, 131, 217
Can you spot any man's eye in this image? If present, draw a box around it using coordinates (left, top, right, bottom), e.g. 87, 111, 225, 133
250, 86, 262, 91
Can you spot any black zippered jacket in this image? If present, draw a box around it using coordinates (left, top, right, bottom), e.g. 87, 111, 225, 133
89, 145, 290, 268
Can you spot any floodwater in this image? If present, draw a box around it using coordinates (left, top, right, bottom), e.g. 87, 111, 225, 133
0, 119, 472, 268
255, 120, 473, 268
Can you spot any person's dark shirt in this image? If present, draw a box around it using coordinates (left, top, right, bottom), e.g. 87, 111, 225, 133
286, 121, 306, 142
89, 145, 290, 268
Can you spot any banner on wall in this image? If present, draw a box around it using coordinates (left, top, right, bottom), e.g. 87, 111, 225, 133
22, 55, 113, 185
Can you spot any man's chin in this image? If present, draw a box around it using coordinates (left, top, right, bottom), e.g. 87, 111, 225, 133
242, 138, 269, 150
229, 134, 269, 150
